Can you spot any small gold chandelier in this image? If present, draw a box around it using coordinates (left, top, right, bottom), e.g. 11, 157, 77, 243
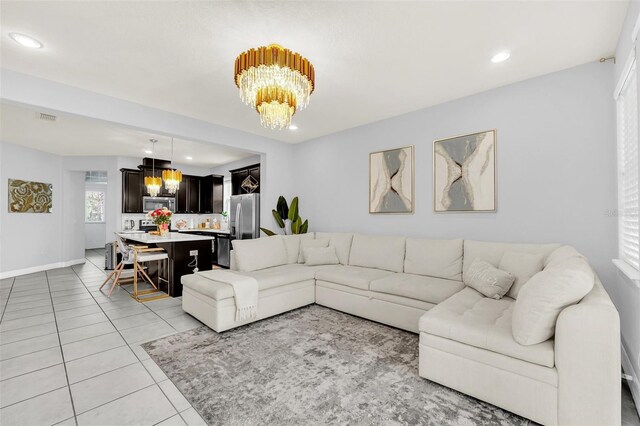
144, 139, 162, 197
162, 137, 182, 195
234, 44, 315, 130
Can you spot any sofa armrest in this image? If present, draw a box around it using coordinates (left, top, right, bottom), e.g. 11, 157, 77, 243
555, 297, 620, 425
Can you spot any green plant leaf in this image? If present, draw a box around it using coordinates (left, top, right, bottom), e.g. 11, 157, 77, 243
288, 197, 299, 222
276, 196, 289, 220
291, 216, 302, 234
272, 209, 285, 229
260, 227, 276, 236
300, 219, 309, 234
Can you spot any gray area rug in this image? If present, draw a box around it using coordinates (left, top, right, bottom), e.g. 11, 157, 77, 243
143, 305, 530, 425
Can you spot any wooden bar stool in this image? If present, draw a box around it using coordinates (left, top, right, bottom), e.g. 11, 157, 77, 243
100, 234, 170, 302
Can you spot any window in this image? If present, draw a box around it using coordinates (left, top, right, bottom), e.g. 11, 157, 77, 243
616, 58, 640, 272
85, 190, 106, 223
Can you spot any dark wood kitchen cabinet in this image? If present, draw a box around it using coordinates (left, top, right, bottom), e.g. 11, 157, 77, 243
231, 163, 260, 195
200, 174, 224, 214
121, 169, 144, 213
175, 175, 200, 214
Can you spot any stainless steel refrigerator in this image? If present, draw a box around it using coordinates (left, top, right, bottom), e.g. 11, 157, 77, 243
230, 194, 260, 240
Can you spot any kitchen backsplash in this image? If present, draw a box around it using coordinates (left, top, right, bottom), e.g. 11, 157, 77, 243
121, 213, 227, 230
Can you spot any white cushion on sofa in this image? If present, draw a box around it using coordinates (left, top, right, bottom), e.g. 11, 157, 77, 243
182, 264, 316, 300
370, 273, 464, 305
404, 238, 463, 281
316, 265, 394, 290
512, 256, 595, 346
545, 245, 584, 268
315, 232, 353, 265
231, 236, 288, 272
349, 234, 406, 272
304, 247, 339, 266
463, 240, 561, 281
464, 259, 515, 300
499, 251, 545, 299
298, 238, 330, 263
419, 287, 555, 367
281, 234, 314, 264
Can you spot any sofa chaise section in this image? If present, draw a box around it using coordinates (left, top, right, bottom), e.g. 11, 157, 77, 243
418, 241, 620, 425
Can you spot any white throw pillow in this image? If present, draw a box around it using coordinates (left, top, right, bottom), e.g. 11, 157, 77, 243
298, 238, 330, 263
499, 251, 545, 299
464, 259, 515, 300
512, 256, 595, 346
315, 232, 354, 265
231, 236, 288, 272
281, 234, 314, 264
304, 247, 339, 266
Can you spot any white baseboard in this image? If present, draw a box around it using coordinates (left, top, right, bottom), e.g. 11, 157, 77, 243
622, 342, 640, 418
0, 259, 86, 279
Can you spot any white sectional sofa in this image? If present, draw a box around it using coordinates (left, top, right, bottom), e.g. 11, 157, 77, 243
181, 232, 621, 426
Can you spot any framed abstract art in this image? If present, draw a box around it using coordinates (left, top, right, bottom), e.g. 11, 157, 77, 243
433, 130, 496, 212
369, 146, 414, 214
8, 179, 53, 213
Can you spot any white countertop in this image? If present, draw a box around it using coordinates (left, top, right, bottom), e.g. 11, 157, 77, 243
177, 228, 230, 234
117, 232, 215, 244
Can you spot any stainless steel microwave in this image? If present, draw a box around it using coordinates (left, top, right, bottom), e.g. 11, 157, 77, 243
143, 196, 175, 212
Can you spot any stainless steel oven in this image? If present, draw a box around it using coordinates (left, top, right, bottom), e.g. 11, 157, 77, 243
143, 196, 175, 212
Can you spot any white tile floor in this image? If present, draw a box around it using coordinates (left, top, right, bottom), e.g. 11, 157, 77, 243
0, 249, 206, 426
1, 250, 639, 426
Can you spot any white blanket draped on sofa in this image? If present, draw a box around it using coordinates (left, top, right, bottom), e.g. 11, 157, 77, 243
196, 270, 259, 321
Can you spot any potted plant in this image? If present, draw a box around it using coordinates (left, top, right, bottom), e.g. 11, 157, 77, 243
148, 207, 172, 236
260, 196, 309, 236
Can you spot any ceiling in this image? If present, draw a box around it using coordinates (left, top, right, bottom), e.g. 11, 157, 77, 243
0, 103, 254, 167
0, 1, 628, 144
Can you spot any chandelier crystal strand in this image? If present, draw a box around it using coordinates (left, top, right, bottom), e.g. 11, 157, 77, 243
234, 45, 314, 129
145, 139, 162, 197
162, 137, 182, 195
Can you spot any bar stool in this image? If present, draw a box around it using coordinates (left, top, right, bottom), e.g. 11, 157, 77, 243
100, 234, 171, 302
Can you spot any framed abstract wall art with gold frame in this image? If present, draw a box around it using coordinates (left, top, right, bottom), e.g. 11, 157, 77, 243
369, 145, 414, 214
8, 179, 53, 213
433, 130, 496, 212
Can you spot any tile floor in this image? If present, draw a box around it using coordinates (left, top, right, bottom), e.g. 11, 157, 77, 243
0, 249, 206, 426
1, 250, 639, 426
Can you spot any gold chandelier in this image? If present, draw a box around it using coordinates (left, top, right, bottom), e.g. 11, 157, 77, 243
162, 137, 182, 194
144, 139, 162, 197
234, 44, 315, 130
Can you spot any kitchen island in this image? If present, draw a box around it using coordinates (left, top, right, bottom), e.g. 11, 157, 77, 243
117, 231, 214, 297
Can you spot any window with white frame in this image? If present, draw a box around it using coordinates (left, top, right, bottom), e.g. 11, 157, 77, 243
85, 190, 106, 223
616, 58, 640, 272
85, 171, 107, 224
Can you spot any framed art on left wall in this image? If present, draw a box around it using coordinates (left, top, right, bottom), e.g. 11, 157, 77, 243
369, 145, 414, 214
8, 178, 53, 213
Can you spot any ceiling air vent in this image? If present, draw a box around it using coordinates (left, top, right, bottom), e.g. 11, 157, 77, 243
38, 112, 57, 122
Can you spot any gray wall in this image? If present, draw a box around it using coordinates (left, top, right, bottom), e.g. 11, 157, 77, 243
613, 0, 640, 411
294, 61, 617, 290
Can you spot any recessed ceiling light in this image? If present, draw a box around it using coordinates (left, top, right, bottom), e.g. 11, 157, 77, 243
185, 156, 193, 160
289, 125, 298, 130
9, 32, 43, 49
144, 150, 152, 154
491, 51, 510, 63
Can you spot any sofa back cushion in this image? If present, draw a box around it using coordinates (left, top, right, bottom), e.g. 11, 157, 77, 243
463, 240, 561, 283
499, 251, 546, 299
404, 238, 463, 280
281, 233, 315, 264
298, 238, 330, 263
231, 236, 288, 272
545, 245, 584, 268
349, 234, 406, 272
511, 256, 595, 345
315, 232, 353, 265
